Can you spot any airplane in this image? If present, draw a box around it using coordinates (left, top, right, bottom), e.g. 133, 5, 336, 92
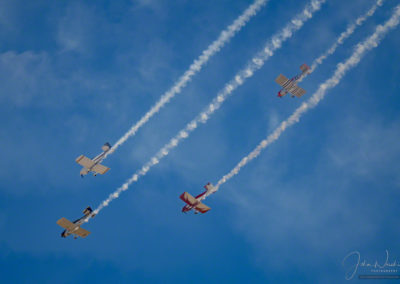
275, 63, 310, 98
76, 142, 111, 177
56, 206, 95, 239
180, 183, 217, 214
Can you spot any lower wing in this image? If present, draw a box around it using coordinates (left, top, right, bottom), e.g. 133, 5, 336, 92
76, 155, 95, 169
180, 192, 197, 206
195, 203, 211, 213
74, 227, 91, 238
290, 85, 306, 97
92, 164, 110, 175
275, 74, 290, 87
57, 217, 76, 231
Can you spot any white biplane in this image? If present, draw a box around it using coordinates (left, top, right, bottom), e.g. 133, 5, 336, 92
57, 207, 95, 239
76, 143, 111, 177
275, 63, 310, 98
180, 183, 217, 214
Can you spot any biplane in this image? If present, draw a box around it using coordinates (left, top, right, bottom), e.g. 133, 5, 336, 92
275, 63, 310, 98
180, 183, 217, 214
76, 143, 111, 177
57, 207, 95, 239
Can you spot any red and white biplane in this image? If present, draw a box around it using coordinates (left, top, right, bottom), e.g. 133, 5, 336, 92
180, 183, 216, 214
275, 63, 310, 98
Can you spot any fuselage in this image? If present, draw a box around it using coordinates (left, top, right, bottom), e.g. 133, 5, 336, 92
90, 152, 106, 169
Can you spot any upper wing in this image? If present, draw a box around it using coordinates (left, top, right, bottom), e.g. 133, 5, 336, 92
275, 74, 290, 88
180, 192, 197, 206
195, 203, 211, 214
290, 85, 306, 97
92, 164, 110, 175
57, 217, 76, 231
74, 227, 91, 238
76, 155, 95, 169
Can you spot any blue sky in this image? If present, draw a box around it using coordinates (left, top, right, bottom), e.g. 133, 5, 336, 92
1, 0, 400, 283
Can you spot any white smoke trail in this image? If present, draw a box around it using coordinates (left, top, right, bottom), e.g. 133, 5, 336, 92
214, 4, 400, 193
91, 0, 326, 216
104, 0, 269, 159
309, 0, 384, 73
296, 0, 384, 86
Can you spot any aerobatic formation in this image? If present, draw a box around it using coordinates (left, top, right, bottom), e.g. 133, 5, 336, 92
57, 0, 399, 238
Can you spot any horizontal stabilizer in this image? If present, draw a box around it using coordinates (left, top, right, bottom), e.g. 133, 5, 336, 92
57, 217, 76, 231
102, 143, 111, 152
300, 63, 310, 73
92, 164, 110, 175
83, 206, 93, 216
76, 155, 95, 169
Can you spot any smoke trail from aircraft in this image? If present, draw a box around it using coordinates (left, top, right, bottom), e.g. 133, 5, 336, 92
104, 0, 269, 159
91, 0, 326, 216
308, 0, 384, 74
214, 4, 400, 193
296, 0, 385, 86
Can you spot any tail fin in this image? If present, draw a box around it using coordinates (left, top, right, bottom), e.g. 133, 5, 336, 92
83, 206, 93, 216
300, 63, 310, 73
204, 183, 216, 194
102, 143, 111, 152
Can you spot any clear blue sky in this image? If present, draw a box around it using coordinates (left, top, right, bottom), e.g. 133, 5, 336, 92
1, 0, 400, 283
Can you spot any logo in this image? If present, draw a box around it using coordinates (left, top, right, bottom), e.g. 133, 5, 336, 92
342, 250, 400, 280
